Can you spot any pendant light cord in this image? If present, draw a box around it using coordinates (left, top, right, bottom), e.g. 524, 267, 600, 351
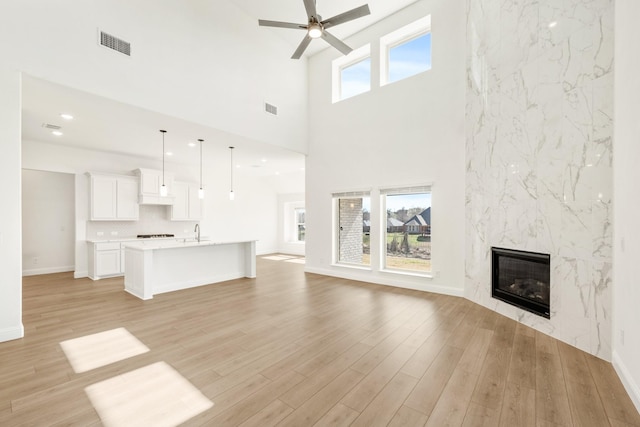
160, 130, 167, 187
230, 146, 234, 193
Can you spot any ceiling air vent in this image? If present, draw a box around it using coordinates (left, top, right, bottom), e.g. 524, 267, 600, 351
265, 102, 278, 116
99, 30, 131, 56
42, 123, 61, 130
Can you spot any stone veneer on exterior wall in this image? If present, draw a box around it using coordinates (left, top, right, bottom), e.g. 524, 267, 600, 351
465, 0, 614, 359
338, 199, 364, 264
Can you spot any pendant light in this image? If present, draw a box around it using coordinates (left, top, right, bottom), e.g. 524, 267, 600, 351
229, 146, 235, 201
198, 139, 204, 199
160, 130, 168, 197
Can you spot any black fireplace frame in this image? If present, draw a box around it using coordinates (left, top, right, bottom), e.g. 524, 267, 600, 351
491, 247, 550, 319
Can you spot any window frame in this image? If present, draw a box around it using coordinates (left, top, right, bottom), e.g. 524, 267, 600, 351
380, 15, 432, 87
332, 44, 371, 103
380, 185, 433, 276
294, 207, 305, 242
332, 190, 372, 268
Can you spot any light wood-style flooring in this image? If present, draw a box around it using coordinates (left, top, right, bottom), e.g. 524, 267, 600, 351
1, 255, 639, 426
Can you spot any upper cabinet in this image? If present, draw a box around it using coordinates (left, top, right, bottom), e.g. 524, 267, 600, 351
134, 168, 175, 205
170, 181, 202, 221
88, 173, 139, 221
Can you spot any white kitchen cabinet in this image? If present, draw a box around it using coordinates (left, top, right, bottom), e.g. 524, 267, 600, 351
88, 173, 139, 221
170, 181, 202, 221
88, 241, 122, 279
134, 168, 175, 205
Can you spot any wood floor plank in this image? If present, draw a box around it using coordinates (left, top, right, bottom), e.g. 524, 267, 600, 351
587, 354, 640, 426
404, 345, 464, 416
342, 341, 418, 412
278, 368, 364, 427
499, 382, 536, 427
387, 405, 428, 427
350, 372, 418, 427
313, 403, 360, 427
425, 367, 479, 427
0, 260, 635, 426
237, 400, 293, 427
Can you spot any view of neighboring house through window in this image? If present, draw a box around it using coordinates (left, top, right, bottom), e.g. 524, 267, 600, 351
380, 15, 432, 86
334, 192, 371, 266
295, 208, 305, 242
381, 187, 431, 273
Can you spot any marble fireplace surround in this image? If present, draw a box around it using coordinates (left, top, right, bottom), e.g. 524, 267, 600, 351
465, 0, 613, 360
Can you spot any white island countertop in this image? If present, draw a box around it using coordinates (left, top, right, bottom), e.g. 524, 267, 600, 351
123, 240, 256, 300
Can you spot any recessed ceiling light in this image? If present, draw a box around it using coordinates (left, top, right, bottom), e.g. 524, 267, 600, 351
60, 113, 74, 120
275, 171, 280, 175
188, 142, 196, 147
52, 130, 63, 136
261, 158, 267, 163
166, 151, 173, 156
548, 21, 558, 28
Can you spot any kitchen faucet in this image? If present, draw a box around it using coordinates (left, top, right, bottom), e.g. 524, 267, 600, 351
194, 224, 200, 243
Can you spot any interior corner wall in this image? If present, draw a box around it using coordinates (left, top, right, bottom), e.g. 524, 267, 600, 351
0, 68, 24, 342
613, 0, 640, 412
305, 0, 466, 295
22, 169, 75, 276
465, 0, 614, 360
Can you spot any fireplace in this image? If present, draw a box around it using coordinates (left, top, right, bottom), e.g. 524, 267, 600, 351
491, 247, 550, 319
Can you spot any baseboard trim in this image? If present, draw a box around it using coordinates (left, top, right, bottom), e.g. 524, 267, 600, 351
304, 266, 464, 297
0, 324, 24, 343
612, 351, 640, 414
22, 266, 74, 277
74, 270, 88, 279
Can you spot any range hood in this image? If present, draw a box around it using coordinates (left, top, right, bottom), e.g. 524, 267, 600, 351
134, 168, 175, 205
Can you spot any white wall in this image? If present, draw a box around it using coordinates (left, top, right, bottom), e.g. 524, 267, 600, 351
0, 69, 23, 342
22, 139, 281, 278
305, 0, 466, 295
0, 0, 308, 154
613, 0, 640, 412
22, 169, 75, 276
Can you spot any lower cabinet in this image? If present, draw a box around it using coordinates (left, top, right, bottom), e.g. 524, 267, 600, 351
88, 242, 122, 280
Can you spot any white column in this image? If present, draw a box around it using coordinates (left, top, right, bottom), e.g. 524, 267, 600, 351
0, 68, 23, 342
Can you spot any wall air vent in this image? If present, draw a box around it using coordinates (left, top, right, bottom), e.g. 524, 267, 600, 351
265, 102, 278, 116
42, 123, 62, 130
99, 30, 131, 56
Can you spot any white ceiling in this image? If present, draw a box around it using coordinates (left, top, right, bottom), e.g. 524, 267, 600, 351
22, 76, 305, 177
21, 1, 416, 177
233, 0, 420, 56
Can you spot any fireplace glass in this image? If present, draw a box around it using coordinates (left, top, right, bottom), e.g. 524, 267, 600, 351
491, 247, 550, 319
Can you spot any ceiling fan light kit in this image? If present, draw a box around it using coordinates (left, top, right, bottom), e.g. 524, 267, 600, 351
258, 0, 371, 59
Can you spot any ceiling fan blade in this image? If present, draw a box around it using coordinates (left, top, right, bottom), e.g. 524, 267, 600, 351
258, 19, 307, 30
303, 0, 318, 18
321, 31, 353, 56
291, 35, 313, 59
322, 4, 370, 29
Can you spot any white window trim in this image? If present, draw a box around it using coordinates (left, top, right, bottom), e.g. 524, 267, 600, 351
332, 44, 371, 103
332, 191, 372, 268
380, 184, 433, 276
293, 207, 305, 243
380, 15, 432, 87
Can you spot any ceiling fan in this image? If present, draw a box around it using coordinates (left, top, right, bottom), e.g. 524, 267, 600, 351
259, 0, 371, 59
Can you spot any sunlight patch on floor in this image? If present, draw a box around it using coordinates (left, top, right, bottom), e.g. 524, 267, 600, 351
85, 361, 213, 427
262, 255, 296, 261
285, 258, 306, 264
60, 327, 149, 373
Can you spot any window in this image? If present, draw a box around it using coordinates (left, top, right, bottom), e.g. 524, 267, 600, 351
380, 15, 432, 86
332, 44, 371, 103
333, 192, 371, 266
381, 186, 431, 274
295, 208, 305, 242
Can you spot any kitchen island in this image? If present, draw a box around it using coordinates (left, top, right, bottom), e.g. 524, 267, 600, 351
123, 239, 256, 300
